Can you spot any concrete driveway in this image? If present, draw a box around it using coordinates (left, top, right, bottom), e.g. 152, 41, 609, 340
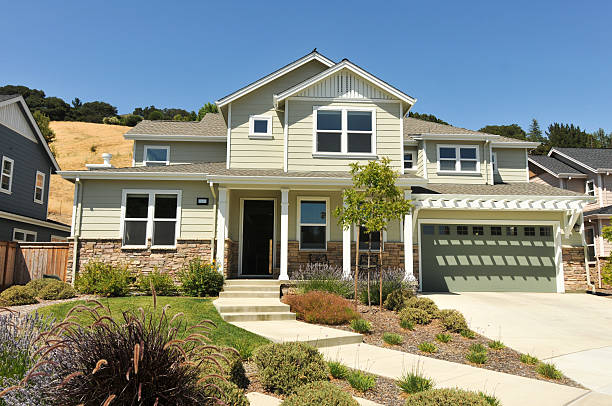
425, 292, 612, 395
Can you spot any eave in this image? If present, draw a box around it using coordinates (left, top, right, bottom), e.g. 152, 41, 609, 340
124, 134, 227, 142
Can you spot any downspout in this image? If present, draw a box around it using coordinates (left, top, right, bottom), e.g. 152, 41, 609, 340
579, 212, 596, 293
71, 178, 83, 286
208, 181, 218, 263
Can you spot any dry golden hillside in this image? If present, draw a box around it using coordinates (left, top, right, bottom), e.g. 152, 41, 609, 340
47, 121, 133, 225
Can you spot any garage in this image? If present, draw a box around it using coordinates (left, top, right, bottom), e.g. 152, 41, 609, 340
420, 223, 558, 292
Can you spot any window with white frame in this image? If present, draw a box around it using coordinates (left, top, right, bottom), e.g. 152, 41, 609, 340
122, 190, 181, 248
437, 145, 479, 173
585, 227, 596, 262
585, 180, 595, 196
314, 107, 375, 155
298, 198, 327, 250
404, 151, 414, 170
143, 146, 170, 166
34, 171, 45, 204
13, 228, 36, 242
249, 115, 272, 137
1, 156, 14, 194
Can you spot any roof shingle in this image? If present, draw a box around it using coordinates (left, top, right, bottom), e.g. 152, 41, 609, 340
0, 94, 20, 103
412, 182, 582, 197
528, 155, 584, 176
551, 148, 612, 171
125, 113, 226, 137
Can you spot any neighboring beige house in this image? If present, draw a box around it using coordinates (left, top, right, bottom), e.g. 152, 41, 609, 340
60, 51, 595, 293
529, 148, 612, 288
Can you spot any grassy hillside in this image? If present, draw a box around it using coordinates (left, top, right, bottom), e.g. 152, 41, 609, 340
48, 121, 133, 225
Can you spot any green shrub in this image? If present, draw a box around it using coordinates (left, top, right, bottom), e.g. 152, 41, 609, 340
179, 258, 224, 297
231, 338, 256, 360
396, 367, 434, 394
536, 362, 563, 379
298, 279, 353, 298
439, 309, 468, 332
479, 391, 502, 406
25, 278, 53, 294
0, 285, 37, 306
404, 297, 439, 317
204, 379, 249, 406
520, 353, 539, 365
400, 318, 415, 330
346, 370, 376, 392
398, 307, 432, 325
406, 388, 490, 405
469, 343, 487, 353
383, 332, 403, 345
120, 114, 144, 127
418, 342, 438, 353
488, 340, 505, 350
38, 280, 76, 300
328, 361, 349, 379
466, 351, 488, 364
202, 347, 249, 390
460, 329, 476, 339
284, 291, 358, 325
75, 261, 131, 296
435, 333, 452, 343
282, 381, 358, 406
253, 342, 328, 395
383, 288, 414, 311
350, 318, 372, 334
136, 269, 177, 296
358, 280, 402, 306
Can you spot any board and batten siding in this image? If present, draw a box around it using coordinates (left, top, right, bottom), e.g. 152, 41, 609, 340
287, 99, 402, 171
493, 148, 528, 183
78, 180, 215, 240
424, 140, 488, 184
297, 70, 396, 100
229, 60, 330, 169
0, 103, 38, 143
133, 141, 226, 166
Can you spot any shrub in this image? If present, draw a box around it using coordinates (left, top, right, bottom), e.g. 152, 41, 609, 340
232, 337, 256, 360
469, 343, 488, 353
37, 280, 76, 300
601, 254, 612, 286
398, 307, 432, 325
435, 333, 452, 343
418, 342, 438, 353
400, 318, 415, 330
328, 361, 349, 379
253, 342, 328, 395
383, 287, 414, 311
359, 280, 402, 306
120, 114, 143, 127
136, 269, 177, 296
479, 391, 502, 406
203, 378, 249, 406
25, 279, 53, 294
293, 263, 353, 298
0, 285, 37, 306
396, 366, 434, 394
406, 388, 490, 405
383, 332, 403, 345
178, 258, 224, 297
404, 297, 439, 317
488, 340, 505, 350
102, 116, 120, 125
460, 329, 476, 339
439, 309, 468, 332
74, 261, 131, 297
350, 318, 372, 334
282, 381, 358, 406
284, 291, 358, 325
466, 351, 488, 364
346, 370, 376, 392
537, 362, 563, 379
520, 353, 539, 365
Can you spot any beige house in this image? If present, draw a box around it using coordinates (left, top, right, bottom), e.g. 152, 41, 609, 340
60, 51, 595, 293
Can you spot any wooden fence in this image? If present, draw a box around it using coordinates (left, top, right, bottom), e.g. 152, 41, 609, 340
0, 241, 70, 289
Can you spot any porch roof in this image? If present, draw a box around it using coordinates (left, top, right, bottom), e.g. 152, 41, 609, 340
412, 183, 585, 197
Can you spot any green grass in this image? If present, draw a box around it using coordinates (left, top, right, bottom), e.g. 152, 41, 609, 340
479, 391, 501, 406
536, 362, 563, 380
435, 333, 452, 343
37, 296, 269, 355
488, 340, 505, 350
382, 332, 403, 345
520, 353, 539, 365
396, 368, 434, 394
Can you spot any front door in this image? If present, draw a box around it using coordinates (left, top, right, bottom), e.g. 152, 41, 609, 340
241, 199, 274, 276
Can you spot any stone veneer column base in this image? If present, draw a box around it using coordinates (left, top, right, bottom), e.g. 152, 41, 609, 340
562, 247, 589, 292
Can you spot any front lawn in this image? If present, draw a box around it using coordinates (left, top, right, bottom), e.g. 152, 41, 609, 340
37, 296, 269, 353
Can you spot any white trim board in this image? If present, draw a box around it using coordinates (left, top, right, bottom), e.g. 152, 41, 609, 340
238, 197, 277, 276
0, 210, 70, 232
124, 134, 226, 142
296, 196, 330, 251
33, 170, 45, 204
528, 157, 587, 179
143, 145, 170, 166
12, 228, 37, 242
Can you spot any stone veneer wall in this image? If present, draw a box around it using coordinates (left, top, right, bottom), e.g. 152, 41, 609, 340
562, 247, 589, 291
223, 239, 239, 278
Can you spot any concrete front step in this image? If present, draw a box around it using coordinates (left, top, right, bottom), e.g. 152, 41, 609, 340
221, 312, 296, 322
223, 285, 280, 292
224, 279, 282, 286
219, 291, 279, 299
216, 303, 290, 314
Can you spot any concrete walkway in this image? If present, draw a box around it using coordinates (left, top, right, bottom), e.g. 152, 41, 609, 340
246, 391, 382, 406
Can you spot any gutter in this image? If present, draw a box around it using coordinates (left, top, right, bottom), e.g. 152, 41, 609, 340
71, 178, 83, 286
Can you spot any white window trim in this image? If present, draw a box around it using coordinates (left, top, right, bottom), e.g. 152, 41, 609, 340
403, 151, 415, 171
1, 156, 14, 194
312, 106, 377, 158
33, 171, 45, 204
436, 144, 480, 174
13, 228, 36, 242
249, 115, 273, 138
585, 226, 597, 263
120, 189, 182, 249
354, 225, 387, 252
143, 146, 170, 166
585, 180, 595, 197
297, 196, 330, 251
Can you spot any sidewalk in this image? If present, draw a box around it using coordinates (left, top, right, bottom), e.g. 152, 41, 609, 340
246, 391, 382, 406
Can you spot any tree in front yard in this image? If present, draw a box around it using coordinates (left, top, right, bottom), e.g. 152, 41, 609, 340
601, 223, 612, 286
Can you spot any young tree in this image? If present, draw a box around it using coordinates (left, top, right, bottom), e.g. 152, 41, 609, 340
527, 119, 545, 142
335, 157, 412, 310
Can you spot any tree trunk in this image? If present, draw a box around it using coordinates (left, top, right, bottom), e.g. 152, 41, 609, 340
354, 224, 360, 310
367, 232, 372, 308
379, 230, 383, 311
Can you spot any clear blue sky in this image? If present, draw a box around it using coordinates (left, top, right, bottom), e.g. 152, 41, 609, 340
2, 0, 610, 134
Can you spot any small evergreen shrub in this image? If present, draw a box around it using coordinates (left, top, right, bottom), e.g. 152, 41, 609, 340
398, 307, 432, 325
346, 370, 376, 392
37, 280, 76, 300
328, 361, 349, 379
282, 381, 358, 406
179, 258, 224, 297
383, 288, 414, 311
399, 318, 415, 330
418, 342, 438, 353
253, 342, 328, 395
136, 269, 177, 296
203, 378, 249, 406
520, 353, 539, 365
404, 297, 439, 317
396, 367, 434, 394
435, 333, 452, 343
488, 340, 505, 350
469, 343, 488, 353
350, 318, 372, 334
0, 285, 38, 306
284, 291, 358, 325
466, 351, 488, 364
358, 280, 402, 306
460, 329, 476, 339
383, 332, 403, 345
75, 261, 131, 296
25, 278, 53, 294
479, 391, 502, 406
438, 309, 468, 332
536, 362, 563, 379
406, 388, 490, 405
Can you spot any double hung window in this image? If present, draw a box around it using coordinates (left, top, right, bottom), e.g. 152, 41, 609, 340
122, 190, 181, 248
437, 145, 479, 173
314, 107, 375, 155
298, 199, 327, 250
1, 156, 14, 194
34, 171, 45, 204
404, 151, 414, 170
585, 180, 595, 197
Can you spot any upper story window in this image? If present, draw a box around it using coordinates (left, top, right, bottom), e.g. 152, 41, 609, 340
313, 107, 376, 156
13, 228, 36, 242
404, 151, 414, 170
34, 171, 45, 204
1, 156, 14, 194
437, 145, 479, 174
249, 115, 272, 138
585, 180, 595, 197
298, 198, 328, 250
144, 146, 170, 166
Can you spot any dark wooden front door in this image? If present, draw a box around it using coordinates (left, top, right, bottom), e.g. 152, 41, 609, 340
241, 200, 274, 276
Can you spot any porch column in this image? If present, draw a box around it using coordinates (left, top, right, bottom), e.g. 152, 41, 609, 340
216, 187, 228, 274
342, 197, 351, 279
279, 188, 289, 280
403, 190, 414, 281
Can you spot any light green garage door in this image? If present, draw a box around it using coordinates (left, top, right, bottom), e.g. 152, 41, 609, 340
421, 224, 557, 292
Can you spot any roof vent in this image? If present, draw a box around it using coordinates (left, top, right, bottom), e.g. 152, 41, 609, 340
86, 153, 115, 170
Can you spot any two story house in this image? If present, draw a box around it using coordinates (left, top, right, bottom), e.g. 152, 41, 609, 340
0, 94, 70, 242
60, 51, 594, 293
529, 148, 612, 288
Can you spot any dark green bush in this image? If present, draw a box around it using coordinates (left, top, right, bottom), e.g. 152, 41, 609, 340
398, 307, 432, 325
25, 279, 53, 294
0, 285, 38, 306
400, 318, 415, 330
38, 280, 76, 300
406, 388, 490, 405
383, 287, 414, 311
466, 351, 488, 364
253, 342, 328, 395
282, 381, 358, 406
383, 332, 403, 345
179, 258, 224, 297
404, 297, 439, 317
439, 309, 468, 332
203, 378, 249, 406
136, 269, 177, 296
435, 333, 452, 343
74, 261, 131, 296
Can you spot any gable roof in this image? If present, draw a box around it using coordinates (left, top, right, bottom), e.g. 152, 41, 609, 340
124, 113, 226, 140
0, 95, 60, 172
0, 94, 20, 103
215, 50, 335, 108
528, 155, 585, 178
549, 148, 612, 172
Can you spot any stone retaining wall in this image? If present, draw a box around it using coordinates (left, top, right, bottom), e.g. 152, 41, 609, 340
562, 247, 589, 291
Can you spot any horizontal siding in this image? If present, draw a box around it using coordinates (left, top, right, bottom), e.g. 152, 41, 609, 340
133, 141, 226, 166
425, 140, 488, 184
494, 148, 527, 183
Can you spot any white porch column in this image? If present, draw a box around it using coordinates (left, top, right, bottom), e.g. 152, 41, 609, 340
403, 190, 414, 281
342, 197, 351, 279
216, 187, 228, 274
279, 188, 289, 280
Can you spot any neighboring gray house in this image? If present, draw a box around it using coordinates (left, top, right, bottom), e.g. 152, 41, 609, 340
0, 94, 70, 241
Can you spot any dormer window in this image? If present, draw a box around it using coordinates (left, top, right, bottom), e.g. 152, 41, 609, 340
585, 180, 595, 196
313, 106, 376, 157
249, 115, 272, 138
143, 146, 170, 166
